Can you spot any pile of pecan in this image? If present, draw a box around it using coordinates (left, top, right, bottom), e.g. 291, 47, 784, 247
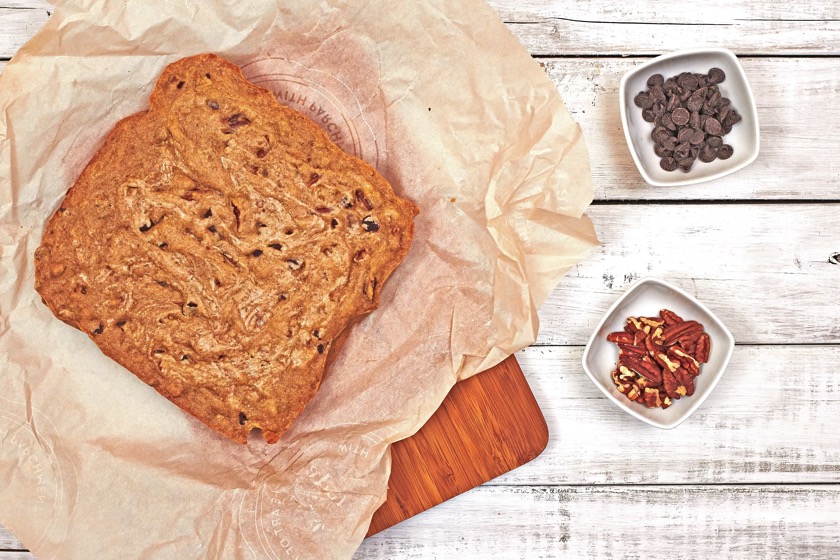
608, 309, 710, 409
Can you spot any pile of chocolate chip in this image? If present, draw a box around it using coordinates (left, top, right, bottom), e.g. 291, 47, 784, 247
633, 68, 742, 173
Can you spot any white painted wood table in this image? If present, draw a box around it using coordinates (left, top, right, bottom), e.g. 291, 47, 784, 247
3, 1, 840, 558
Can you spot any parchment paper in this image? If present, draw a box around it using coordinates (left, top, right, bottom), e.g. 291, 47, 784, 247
0, 0, 598, 558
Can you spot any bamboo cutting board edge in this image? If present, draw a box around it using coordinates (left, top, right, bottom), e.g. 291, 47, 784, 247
366, 355, 549, 537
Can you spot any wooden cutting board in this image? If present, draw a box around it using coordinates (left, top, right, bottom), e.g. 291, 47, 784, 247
366, 355, 548, 536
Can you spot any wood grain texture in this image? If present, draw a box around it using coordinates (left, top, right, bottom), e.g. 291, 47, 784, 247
0, 7, 48, 59
356, 485, 840, 559
545, 57, 840, 200
0, 528, 25, 551
368, 356, 548, 536
0, 553, 33, 560
3, 1, 840, 559
487, 0, 840, 56
4, 2, 840, 58
536, 204, 840, 346
503, 345, 840, 484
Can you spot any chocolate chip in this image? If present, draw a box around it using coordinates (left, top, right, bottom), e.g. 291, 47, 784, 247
651, 126, 671, 143
239, 412, 248, 425
177, 81, 185, 89
181, 355, 189, 361
678, 157, 695, 172
207, 100, 219, 110
678, 127, 693, 143
662, 112, 676, 131
269, 243, 284, 251
231, 203, 241, 228
315, 206, 331, 214
674, 142, 691, 160
689, 111, 701, 130
634, 92, 654, 108
207, 225, 217, 233
362, 216, 380, 232
308, 172, 321, 186
666, 94, 681, 112
139, 220, 155, 233
647, 74, 664, 87
187, 302, 198, 308
92, 323, 104, 335
287, 258, 304, 270
313, 329, 321, 339
708, 67, 726, 84
704, 117, 723, 136
227, 113, 251, 130
654, 144, 673, 158
660, 157, 678, 172
650, 85, 666, 103
678, 74, 698, 90
717, 144, 734, 160
330, 218, 339, 229
687, 94, 704, 113
250, 249, 263, 257
317, 344, 325, 354
698, 144, 717, 163
279, 293, 288, 301
671, 108, 689, 126
707, 136, 723, 148
662, 136, 679, 150
256, 148, 267, 158
203, 209, 213, 219
723, 111, 742, 127
652, 102, 666, 117
690, 128, 706, 145
642, 108, 655, 122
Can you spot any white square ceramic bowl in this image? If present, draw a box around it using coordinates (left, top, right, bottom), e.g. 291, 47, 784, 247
619, 48, 760, 187
581, 277, 734, 429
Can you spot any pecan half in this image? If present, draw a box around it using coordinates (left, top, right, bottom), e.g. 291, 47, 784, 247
695, 333, 711, 363
661, 320, 702, 345
618, 343, 647, 357
607, 331, 635, 345
620, 354, 663, 385
660, 308, 684, 326
673, 367, 696, 397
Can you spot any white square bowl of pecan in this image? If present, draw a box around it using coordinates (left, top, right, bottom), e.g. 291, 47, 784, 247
581, 277, 734, 429
619, 48, 760, 187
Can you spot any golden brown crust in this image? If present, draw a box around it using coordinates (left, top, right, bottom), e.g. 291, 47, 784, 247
34, 54, 418, 444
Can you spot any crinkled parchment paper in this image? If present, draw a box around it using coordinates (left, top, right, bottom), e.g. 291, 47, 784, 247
0, 0, 598, 558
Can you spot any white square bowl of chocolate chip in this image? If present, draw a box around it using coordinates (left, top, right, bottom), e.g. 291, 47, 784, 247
581, 277, 735, 429
619, 48, 759, 187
